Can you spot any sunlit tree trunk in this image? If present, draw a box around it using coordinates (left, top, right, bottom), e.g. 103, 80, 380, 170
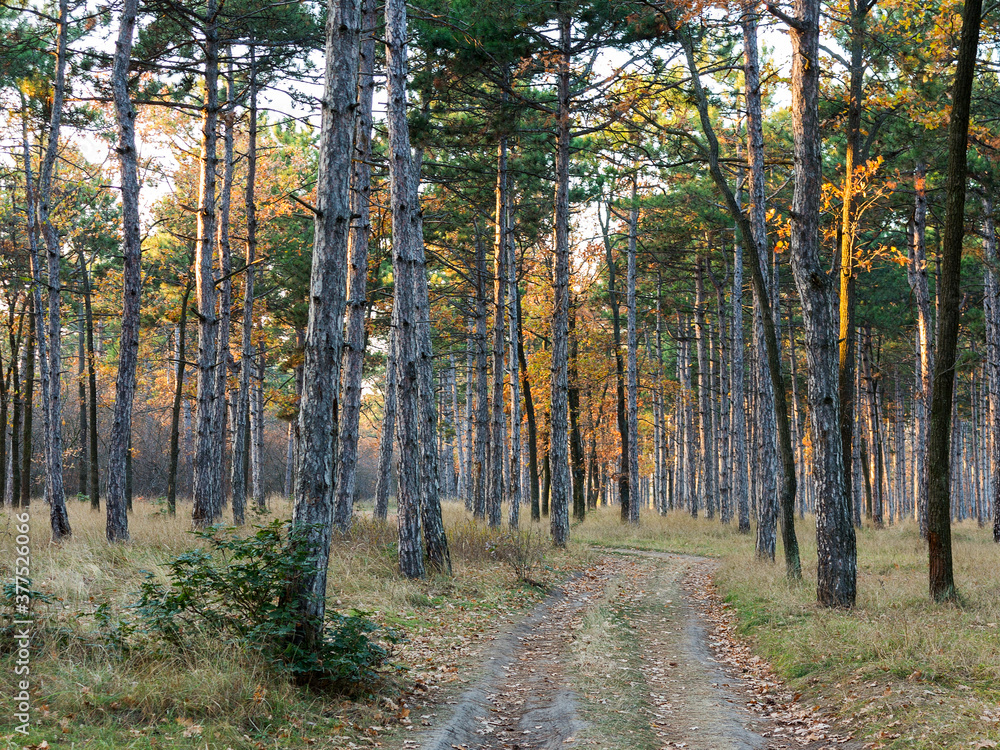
907, 162, 933, 539
167, 277, 193, 515
473, 235, 490, 521
489, 137, 509, 529
982, 193, 1000, 542
373, 329, 397, 521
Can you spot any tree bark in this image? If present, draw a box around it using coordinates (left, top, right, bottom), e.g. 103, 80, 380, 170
907, 162, 933, 538
81, 253, 99, 508
167, 276, 193, 515
373, 328, 397, 520
290, 0, 361, 649
106, 0, 141, 541
569, 303, 586, 521
489, 136, 509, 529
192, 0, 223, 528
548, 11, 572, 547
473, 233, 490, 521
626, 176, 640, 524
386, 0, 426, 578
20, 303, 35, 509
333, 0, 376, 532
776, 0, 852, 602
517, 294, 540, 520
231, 47, 259, 526
603, 204, 630, 521
982, 192, 1000, 542
694, 257, 716, 521
926, 0, 981, 600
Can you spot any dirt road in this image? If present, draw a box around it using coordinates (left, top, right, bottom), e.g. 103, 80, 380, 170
410, 550, 858, 750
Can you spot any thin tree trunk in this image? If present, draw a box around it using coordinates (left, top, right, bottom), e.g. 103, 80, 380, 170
907, 161, 934, 539
626, 176, 640, 524
569, 303, 586, 521
231, 47, 259, 526
473, 234, 490, 521
489, 136, 509, 529
192, 0, 223, 528
373, 329, 397, 520
76, 299, 86, 498
603, 204, 630, 521
251, 347, 265, 510
983, 192, 1000, 542
927, 0, 981, 600
81, 252, 99, 508
19, 308, 34, 509
507, 193, 522, 528
694, 257, 717, 522
106, 0, 140, 541
333, 0, 376, 532
167, 277, 193, 515
548, 11, 572, 547
517, 295, 540, 520
215, 59, 237, 510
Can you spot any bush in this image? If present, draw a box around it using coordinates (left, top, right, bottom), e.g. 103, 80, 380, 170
449, 521, 546, 584
133, 521, 396, 692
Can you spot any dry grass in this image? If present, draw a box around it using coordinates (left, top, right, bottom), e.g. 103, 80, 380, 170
0, 496, 566, 749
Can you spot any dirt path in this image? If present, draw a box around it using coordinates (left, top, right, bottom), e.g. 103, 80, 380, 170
409, 549, 859, 750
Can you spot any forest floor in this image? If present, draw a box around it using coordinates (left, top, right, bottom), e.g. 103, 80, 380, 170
1, 502, 998, 750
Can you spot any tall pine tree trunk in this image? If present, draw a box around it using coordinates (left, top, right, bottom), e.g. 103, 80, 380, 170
626, 176, 640, 524
333, 0, 376, 532
290, 0, 361, 648
927, 0, 981, 600
982, 192, 1000, 542
192, 0, 223, 528
386, 0, 426, 577
231, 48, 259, 526
781, 0, 853, 604
548, 11, 572, 546
106, 0, 140, 541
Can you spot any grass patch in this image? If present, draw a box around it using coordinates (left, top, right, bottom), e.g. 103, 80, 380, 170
0, 498, 567, 749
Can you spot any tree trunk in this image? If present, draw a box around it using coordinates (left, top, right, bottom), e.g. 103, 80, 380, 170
489, 136, 509, 529
907, 161, 934, 538
192, 0, 223, 528
251, 347, 265, 510
20, 304, 35, 508
983, 192, 1000, 542
517, 294, 540, 521
603, 204, 630, 521
626, 176, 640, 524
81, 251, 99, 508
548, 12, 572, 547
569, 303, 586, 521
231, 48, 259, 526
333, 0, 376, 532
410, 147, 451, 575
837, 0, 871, 543
473, 233, 490, 521
76, 299, 86, 498
507, 191, 523, 528
782, 0, 853, 603
694, 257, 717, 522
106, 0, 141, 541
373, 329, 397, 520
290, 0, 361, 650
678, 18, 799, 576
926, 0, 981, 600
215, 59, 236, 511
167, 277, 193, 515
386, 0, 426, 578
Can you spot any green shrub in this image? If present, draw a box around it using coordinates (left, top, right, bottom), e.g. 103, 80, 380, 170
133, 521, 396, 692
